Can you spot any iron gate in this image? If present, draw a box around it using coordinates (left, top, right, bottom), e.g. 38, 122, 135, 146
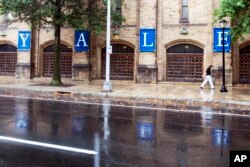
0, 44, 17, 76
166, 44, 203, 82
101, 44, 134, 80
240, 45, 250, 83
43, 44, 72, 78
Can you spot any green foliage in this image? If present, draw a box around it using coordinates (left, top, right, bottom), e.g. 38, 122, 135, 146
103, 0, 125, 29
0, 0, 124, 33
213, 0, 250, 41
0, 0, 124, 85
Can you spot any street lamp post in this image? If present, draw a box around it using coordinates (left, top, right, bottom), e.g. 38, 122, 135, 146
103, 0, 112, 92
220, 19, 228, 93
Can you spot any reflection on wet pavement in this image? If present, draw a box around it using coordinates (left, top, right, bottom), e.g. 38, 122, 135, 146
200, 90, 215, 101
0, 96, 250, 166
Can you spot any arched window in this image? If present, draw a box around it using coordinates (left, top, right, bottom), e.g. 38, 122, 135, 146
166, 44, 203, 82
0, 44, 17, 76
0, 44, 17, 52
239, 45, 250, 83
43, 44, 72, 78
167, 44, 203, 53
101, 44, 134, 80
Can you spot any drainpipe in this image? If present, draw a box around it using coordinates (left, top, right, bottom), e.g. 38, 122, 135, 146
155, 0, 158, 83
156, 0, 163, 83
135, 0, 141, 82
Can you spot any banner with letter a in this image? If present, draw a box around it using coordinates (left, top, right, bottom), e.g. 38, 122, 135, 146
75, 30, 90, 52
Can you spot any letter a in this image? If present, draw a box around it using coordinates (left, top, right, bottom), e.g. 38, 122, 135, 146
76, 33, 88, 47
234, 155, 241, 162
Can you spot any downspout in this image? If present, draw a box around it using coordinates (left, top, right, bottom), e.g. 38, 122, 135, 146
37, 27, 40, 77
88, 34, 91, 82
156, 0, 163, 83
135, 0, 141, 82
155, 0, 158, 83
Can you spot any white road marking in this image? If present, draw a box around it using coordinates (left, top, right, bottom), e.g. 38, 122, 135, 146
0, 135, 97, 155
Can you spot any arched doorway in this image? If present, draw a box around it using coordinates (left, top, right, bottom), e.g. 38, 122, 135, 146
101, 44, 134, 80
0, 44, 17, 76
166, 44, 203, 82
239, 45, 250, 83
43, 44, 72, 78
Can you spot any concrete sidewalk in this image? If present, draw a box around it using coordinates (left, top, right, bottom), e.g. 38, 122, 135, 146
0, 77, 250, 112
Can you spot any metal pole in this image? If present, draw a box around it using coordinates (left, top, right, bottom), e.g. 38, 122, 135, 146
220, 27, 228, 92
103, 0, 112, 91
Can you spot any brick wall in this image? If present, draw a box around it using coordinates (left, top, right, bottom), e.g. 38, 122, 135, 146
0, 1, 249, 85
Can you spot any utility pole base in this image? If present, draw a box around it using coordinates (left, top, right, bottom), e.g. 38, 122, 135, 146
103, 81, 112, 92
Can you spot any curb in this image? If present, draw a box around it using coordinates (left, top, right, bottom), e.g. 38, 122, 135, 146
0, 87, 250, 116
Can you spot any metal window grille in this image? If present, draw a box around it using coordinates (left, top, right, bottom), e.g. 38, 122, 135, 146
0, 44, 17, 76
166, 44, 203, 82
101, 44, 134, 80
43, 44, 72, 78
240, 45, 250, 83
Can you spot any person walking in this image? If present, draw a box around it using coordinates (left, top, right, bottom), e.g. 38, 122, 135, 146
200, 65, 215, 89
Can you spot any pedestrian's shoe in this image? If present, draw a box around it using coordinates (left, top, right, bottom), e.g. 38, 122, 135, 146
200, 87, 203, 89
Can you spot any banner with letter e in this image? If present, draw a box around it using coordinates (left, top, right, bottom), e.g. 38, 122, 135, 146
213, 28, 231, 52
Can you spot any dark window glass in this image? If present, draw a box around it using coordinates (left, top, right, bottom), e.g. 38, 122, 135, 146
180, 0, 189, 22
0, 44, 17, 52
116, 0, 122, 15
167, 44, 203, 54
44, 44, 72, 52
112, 0, 122, 27
102, 44, 134, 53
240, 45, 250, 54
182, 7, 188, 18
183, 0, 188, 6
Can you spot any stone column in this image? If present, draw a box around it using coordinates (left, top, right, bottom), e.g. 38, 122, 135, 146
136, 0, 157, 83
16, 50, 31, 79
72, 52, 90, 81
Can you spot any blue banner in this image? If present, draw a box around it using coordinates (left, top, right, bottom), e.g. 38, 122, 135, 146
140, 29, 156, 52
137, 122, 154, 141
75, 30, 90, 51
213, 28, 231, 52
72, 117, 86, 135
212, 128, 230, 146
18, 31, 31, 51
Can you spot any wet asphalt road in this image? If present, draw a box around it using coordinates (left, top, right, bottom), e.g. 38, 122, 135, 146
0, 96, 250, 167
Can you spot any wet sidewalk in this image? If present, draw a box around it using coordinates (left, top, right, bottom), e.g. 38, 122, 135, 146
0, 77, 250, 113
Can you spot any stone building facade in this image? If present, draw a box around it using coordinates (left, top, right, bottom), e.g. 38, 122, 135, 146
0, 0, 249, 86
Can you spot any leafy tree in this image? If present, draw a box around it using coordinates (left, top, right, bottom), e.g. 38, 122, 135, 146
213, 0, 250, 41
0, 0, 123, 85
